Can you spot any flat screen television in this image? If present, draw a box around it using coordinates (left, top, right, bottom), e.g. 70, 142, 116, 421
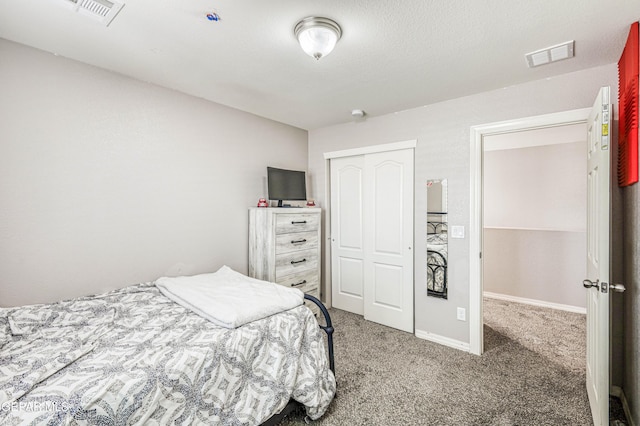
267, 167, 307, 207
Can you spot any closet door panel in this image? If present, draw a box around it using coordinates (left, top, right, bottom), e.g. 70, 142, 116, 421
363, 149, 414, 333
330, 156, 365, 315
372, 262, 404, 310
372, 160, 404, 255
338, 257, 364, 297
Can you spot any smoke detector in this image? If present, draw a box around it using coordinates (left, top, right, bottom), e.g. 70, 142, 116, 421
61, 0, 124, 26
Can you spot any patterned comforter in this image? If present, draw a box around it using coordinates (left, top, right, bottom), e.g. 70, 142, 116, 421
0, 283, 336, 425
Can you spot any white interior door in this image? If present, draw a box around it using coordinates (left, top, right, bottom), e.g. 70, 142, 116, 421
330, 155, 365, 315
584, 86, 611, 426
363, 150, 414, 332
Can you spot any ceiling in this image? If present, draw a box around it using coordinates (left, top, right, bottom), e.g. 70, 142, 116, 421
0, 0, 637, 130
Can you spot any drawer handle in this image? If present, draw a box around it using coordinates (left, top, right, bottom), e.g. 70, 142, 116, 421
291, 280, 307, 287
291, 239, 307, 244
291, 258, 307, 265
291, 220, 307, 225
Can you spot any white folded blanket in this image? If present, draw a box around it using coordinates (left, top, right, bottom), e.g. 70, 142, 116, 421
155, 266, 304, 328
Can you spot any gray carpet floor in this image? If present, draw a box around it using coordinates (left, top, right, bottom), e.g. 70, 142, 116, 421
281, 297, 591, 425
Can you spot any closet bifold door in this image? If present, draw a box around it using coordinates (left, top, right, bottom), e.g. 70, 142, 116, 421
330, 148, 414, 333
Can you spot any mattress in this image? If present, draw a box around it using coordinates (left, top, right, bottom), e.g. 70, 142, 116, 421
0, 283, 335, 425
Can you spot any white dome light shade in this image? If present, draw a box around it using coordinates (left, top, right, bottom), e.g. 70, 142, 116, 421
294, 17, 342, 60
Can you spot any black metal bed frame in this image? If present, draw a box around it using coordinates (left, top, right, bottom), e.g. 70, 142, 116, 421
427, 221, 447, 235
261, 294, 335, 426
427, 219, 448, 299
427, 249, 447, 298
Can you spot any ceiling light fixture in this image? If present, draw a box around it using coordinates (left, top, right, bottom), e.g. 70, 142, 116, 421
294, 17, 342, 60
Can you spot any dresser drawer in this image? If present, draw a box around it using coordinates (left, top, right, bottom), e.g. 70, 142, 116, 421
275, 231, 318, 254
276, 269, 319, 294
275, 213, 319, 234
275, 248, 318, 279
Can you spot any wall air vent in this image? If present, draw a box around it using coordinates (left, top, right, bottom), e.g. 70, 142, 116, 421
62, 0, 124, 26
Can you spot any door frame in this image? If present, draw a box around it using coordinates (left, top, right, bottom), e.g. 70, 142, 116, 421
468, 109, 591, 355
323, 139, 417, 308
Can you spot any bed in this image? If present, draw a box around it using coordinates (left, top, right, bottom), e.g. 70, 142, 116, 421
0, 267, 336, 425
427, 221, 448, 298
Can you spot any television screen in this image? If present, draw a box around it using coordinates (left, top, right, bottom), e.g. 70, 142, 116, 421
267, 167, 307, 206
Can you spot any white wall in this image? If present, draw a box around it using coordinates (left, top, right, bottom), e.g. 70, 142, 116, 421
310, 64, 617, 345
483, 141, 587, 309
0, 39, 308, 307
483, 229, 586, 307
484, 141, 586, 231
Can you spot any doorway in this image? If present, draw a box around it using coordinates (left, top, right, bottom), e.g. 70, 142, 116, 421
482, 124, 588, 313
468, 108, 591, 355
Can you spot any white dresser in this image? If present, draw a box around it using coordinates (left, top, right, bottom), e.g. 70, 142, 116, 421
249, 207, 321, 316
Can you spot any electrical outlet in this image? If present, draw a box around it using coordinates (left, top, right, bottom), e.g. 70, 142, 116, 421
457, 307, 466, 321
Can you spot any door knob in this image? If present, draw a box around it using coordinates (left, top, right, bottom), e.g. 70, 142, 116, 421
610, 283, 626, 293
583, 279, 626, 293
583, 279, 599, 290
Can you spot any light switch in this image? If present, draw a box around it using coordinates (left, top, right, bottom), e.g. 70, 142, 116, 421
451, 225, 465, 239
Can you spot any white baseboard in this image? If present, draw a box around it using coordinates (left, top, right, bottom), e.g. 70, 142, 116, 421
483, 291, 586, 315
612, 385, 636, 426
415, 329, 470, 352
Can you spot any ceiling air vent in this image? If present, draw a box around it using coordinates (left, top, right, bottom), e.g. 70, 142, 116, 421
525, 40, 575, 68
62, 0, 124, 26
